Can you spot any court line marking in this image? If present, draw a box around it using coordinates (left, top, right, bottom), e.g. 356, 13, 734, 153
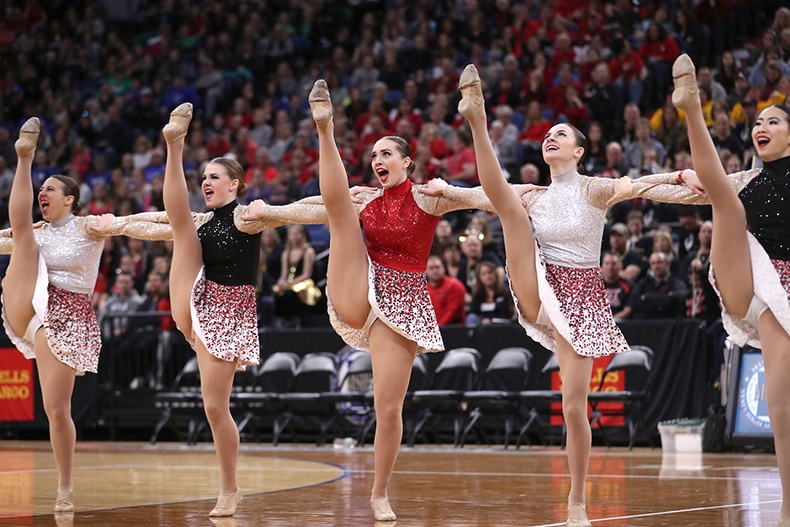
528, 499, 783, 526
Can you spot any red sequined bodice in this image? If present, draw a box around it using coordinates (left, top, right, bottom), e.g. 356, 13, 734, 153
360, 179, 440, 272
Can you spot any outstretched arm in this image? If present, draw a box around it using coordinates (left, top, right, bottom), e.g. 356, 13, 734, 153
83, 213, 176, 241
235, 198, 331, 234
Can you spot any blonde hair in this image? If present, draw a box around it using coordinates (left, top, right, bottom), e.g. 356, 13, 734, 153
209, 157, 248, 197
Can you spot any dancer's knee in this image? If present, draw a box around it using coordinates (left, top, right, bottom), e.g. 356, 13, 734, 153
374, 399, 404, 427
203, 399, 231, 424
43, 400, 71, 423
562, 394, 589, 423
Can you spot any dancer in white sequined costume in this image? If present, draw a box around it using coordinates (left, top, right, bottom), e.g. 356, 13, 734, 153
456, 64, 695, 527
0, 118, 183, 514
670, 54, 790, 527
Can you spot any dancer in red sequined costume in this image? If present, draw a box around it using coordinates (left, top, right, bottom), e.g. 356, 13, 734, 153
307, 79, 520, 521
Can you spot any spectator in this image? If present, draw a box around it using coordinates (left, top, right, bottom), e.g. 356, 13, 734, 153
443, 129, 478, 186
608, 222, 646, 282
682, 221, 720, 322
601, 251, 633, 320
696, 66, 727, 102
597, 141, 627, 179
638, 23, 680, 110
457, 232, 503, 302
711, 113, 744, 159
651, 228, 682, 277
426, 255, 467, 325
584, 64, 622, 139
99, 270, 144, 340
623, 118, 667, 177
608, 39, 647, 109
627, 252, 688, 319
274, 225, 317, 327
676, 205, 703, 261
625, 210, 653, 257
121, 271, 174, 388
466, 261, 514, 326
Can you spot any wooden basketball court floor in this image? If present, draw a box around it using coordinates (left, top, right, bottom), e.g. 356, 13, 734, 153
0, 440, 782, 527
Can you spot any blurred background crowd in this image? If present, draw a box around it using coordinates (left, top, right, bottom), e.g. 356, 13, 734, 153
0, 0, 787, 338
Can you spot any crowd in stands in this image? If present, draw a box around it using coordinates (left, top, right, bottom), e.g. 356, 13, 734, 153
0, 0, 788, 338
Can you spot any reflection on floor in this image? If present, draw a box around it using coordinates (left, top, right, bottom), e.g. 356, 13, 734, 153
0, 441, 781, 527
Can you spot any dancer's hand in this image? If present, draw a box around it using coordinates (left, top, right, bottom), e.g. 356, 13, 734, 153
241, 200, 267, 220
679, 170, 706, 197
418, 178, 448, 196
350, 186, 377, 204
606, 176, 634, 207
93, 213, 117, 234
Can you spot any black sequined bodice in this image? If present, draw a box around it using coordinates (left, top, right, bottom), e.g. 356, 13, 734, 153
198, 201, 261, 286
738, 156, 790, 260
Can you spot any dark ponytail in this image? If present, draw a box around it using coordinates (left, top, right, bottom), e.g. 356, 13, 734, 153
381, 135, 416, 175
52, 174, 82, 214
565, 123, 588, 174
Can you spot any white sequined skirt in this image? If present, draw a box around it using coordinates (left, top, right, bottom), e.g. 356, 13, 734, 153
1, 254, 100, 375
328, 257, 444, 354
509, 242, 629, 358
709, 231, 790, 348
185, 267, 260, 370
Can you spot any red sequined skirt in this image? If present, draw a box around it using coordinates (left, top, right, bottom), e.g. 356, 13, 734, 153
328, 258, 444, 354
711, 232, 790, 348
511, 253, 629, 358
2, 279, 101, 375
190, 271, 260, 370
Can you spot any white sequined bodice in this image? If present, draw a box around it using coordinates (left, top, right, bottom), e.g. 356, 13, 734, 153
529, 171, 605, 268
35, 215, 103, 294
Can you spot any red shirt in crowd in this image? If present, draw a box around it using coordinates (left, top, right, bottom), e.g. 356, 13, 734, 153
428, 275, 467, 325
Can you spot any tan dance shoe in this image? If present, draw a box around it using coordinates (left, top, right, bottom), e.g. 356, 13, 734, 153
162, 103, 194, 144
308, 80, 333, 130
566, 503, 591, 527
53, 487, 74, 513
370, 496, 396, 521
671, 54, 699, 112
458, 64, 484, 121
15, 117, 40, 158
209, 488, 243, 517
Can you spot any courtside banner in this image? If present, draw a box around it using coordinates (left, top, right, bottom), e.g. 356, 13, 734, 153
0, 348, 34, 421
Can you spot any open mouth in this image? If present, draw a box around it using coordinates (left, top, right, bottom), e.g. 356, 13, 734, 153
545, 144, 559, 152
204, 189, 214, 200
755, 135, 770, 147
376, 168, 389, 183
40, 200, 49, 214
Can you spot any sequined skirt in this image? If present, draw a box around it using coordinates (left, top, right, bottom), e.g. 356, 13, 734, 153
189, 270, 260, 370
328, 258, 444, 354
1, 255, 101, 375
710, 232, 790, 348
510, 248, 629, 358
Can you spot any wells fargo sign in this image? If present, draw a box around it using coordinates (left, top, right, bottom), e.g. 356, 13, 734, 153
0, 348, 35, 421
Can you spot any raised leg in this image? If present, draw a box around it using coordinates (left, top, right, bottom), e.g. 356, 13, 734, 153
458, 65, 542, 322
672, 54, 753, 317
309, 81, 370, 328
162, 104, 203, 335
368, 321, 418, 521
34, 329, 77, 506
759, 310, 790, 525
4, 118, 41, 336
555, 334, 593, 526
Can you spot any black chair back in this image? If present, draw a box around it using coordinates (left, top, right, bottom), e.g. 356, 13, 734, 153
481, 347, 532, 391
292, 352, 338, 392
256, 352, 300, 393
431, 349, 479, 391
